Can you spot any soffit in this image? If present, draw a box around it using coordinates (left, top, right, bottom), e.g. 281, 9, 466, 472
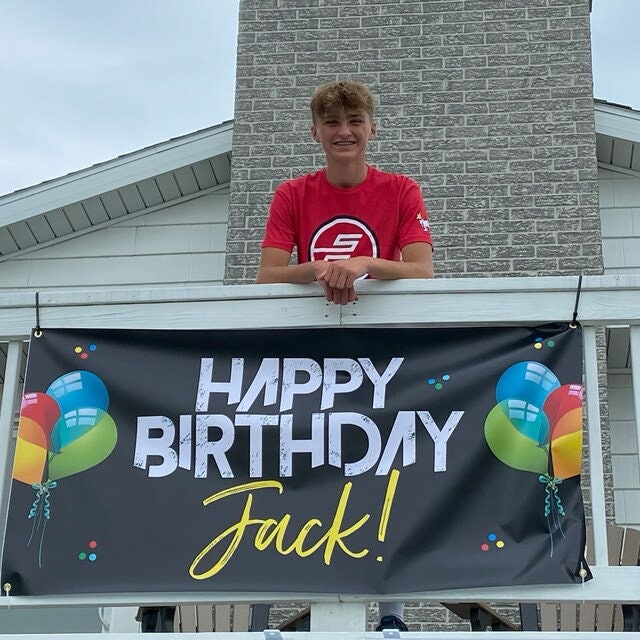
0, 122, 233, 262
595, 99, 640, 175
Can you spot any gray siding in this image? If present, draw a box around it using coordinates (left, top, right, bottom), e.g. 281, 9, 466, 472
226, 0, 602, 284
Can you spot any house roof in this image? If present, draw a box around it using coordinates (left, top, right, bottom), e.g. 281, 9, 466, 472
595, 99, 640, 174
0, 120, 233, 262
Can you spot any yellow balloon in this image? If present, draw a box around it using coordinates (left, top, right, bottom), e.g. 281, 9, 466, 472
551, 430, 582, 479
12, 437, 47, 485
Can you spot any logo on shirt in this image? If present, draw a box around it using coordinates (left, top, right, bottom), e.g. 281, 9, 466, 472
416, 212, 430, 233
308, 217, 379, 262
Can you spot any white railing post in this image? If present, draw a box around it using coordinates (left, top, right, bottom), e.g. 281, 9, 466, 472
629, 326, 640, 502
582, 327, 609, 566
0, 340, 22, 543
309, 602, 367, 631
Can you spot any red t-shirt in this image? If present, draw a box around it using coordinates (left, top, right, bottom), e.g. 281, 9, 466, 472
262, 166, 432, 263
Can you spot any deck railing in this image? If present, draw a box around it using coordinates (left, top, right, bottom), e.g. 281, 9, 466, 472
1, 274, 640, 639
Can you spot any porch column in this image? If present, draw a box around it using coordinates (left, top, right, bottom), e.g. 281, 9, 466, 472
309, 601, 367, 632
0, 341, 22, 539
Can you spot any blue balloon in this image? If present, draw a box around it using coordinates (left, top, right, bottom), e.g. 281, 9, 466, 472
497, 398, 550, 445
496, 361, 560, 409
46, 371, 109, 417
50, 407, 104, 451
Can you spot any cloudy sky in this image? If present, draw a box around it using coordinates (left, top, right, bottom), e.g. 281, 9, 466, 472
0, 0, 637, 197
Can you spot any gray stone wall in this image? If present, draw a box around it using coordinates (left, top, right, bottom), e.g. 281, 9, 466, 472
227, 0, 603, 631
226, 0, 602, 283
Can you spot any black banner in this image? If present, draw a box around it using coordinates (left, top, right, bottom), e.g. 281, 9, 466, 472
1, 325, 589, 595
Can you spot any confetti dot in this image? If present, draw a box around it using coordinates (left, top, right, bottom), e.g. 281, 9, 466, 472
88, 553, 97, 561
488, 533, 497, 541
481, 543, 489, 551
80, 353, 88, 359
74, 346, 83, 353
496, 540, 505, 549
428, 374, 451, 390
547, 340, 555, 348
89, 344, 97, 351
376, 556, 383, 562
534, 343, 542, 349
89, 540, 97, 549
79, 552, 87, 560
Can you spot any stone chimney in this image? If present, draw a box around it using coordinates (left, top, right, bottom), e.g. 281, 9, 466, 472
226, 0, 601, 284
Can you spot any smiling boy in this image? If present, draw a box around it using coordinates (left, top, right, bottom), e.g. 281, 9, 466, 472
256, 80, 434, 306
255, 80, 433, 631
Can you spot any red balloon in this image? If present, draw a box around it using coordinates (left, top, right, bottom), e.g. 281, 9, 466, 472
543, 384, 583, 434
20, 392, 61, 439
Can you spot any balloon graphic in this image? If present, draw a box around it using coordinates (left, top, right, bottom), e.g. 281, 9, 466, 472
12, 366, 118, 568
50, 407, 100, 452
544, 384, 584, 479
12, 426, 48, 485
16, 416, 48, 450
48, 408, 117, 481
496, 361, 560, 411
485, 358, 584, 557
484, 401, 549, 474
20, 392, 61, 441
12, 393, 62, 485
551, 427, 582, 480
46, 370, 109, 416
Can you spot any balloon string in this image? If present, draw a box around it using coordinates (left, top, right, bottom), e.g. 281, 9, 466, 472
539, 474, 567, 556
26, 482, 56, 559
28, 482, 57, 517
27, 489, 43, 546
28, 486, 43, 519
41, 483, 56, 519
37, 516, 48, 569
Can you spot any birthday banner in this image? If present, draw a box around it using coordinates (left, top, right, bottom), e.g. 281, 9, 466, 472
1, 325, 590, 596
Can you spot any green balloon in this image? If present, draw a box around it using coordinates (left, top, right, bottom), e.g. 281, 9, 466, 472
484, 402, 549, 475
48, 411, 117, 481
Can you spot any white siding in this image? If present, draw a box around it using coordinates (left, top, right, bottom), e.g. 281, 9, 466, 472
599, 167, 640, 274
609, 371, 640, 529
0, 191, 229, 291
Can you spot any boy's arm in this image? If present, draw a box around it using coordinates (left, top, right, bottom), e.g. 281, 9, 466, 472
374, 241, 433, 279
256, 247, 322, 283
319, 242, 433, 290
256, 243, 433, 302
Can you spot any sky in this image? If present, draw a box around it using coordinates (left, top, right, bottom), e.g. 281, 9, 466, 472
0, 0, 638, 198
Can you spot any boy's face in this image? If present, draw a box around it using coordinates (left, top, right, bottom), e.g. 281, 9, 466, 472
311, 108, 376, 165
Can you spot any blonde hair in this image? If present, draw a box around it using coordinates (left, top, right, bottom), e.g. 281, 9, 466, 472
310, 81, 375, 122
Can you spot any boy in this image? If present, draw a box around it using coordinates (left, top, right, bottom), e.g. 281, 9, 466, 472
257, 81, 433, 631
257, 80, 433, 306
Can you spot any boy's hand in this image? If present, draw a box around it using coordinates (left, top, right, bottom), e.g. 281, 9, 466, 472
320, 257, 369, 290
313, 259, 366, 305
317, 279, 359, 305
